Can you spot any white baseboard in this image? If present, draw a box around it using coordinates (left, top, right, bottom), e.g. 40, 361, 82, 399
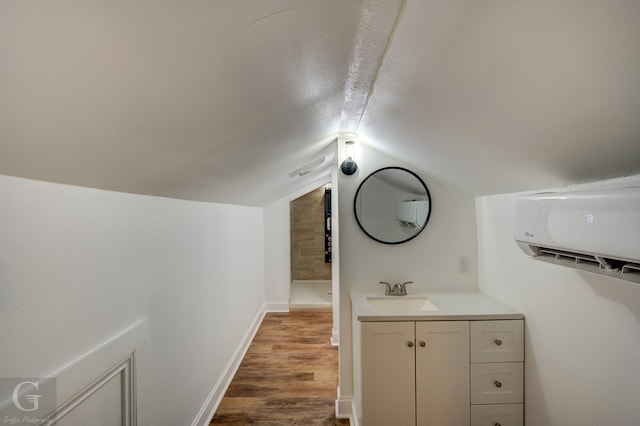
336, 386, 354, 423
192, 306, 266, 426
264, 300, 290, 312
335, 400, 355, 422
331, 329, 340, 346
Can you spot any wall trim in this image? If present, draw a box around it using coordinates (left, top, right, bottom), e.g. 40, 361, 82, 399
42, 353, 136, 425
264, 300, 290, 312
331, 329, 340, 346
349, 399, 359, 426
20, 320, 150, 425
335, 386, 354, 423
193, 305, 267, 426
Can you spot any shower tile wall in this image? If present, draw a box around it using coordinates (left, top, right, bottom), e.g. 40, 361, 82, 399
290, 187, 331, 280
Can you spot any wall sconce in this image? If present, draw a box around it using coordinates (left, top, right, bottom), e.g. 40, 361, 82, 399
340, 140, 358, 175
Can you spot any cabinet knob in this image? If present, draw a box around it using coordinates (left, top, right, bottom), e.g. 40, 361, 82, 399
419, 341, 426, 347
494, 423, 502, 426
494, 338, 503, 346
407, 341, 414, 347
494, 380, 502, 388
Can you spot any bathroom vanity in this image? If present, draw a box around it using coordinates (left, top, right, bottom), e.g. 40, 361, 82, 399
351, 292, 524, 426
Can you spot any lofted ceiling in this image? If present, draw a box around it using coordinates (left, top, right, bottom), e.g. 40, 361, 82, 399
1, 0, 639, 206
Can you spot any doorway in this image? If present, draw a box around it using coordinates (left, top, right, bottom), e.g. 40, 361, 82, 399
289, 184, 332, 311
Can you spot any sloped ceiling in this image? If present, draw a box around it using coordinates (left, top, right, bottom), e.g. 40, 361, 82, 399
1, 0, 639, 206
360, 0, 640, 194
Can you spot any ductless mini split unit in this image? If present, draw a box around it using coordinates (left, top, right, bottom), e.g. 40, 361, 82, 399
514, 186, 640, 284
396, 200, 429, 229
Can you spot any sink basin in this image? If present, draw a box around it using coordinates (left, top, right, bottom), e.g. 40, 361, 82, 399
366, 296, 439, 312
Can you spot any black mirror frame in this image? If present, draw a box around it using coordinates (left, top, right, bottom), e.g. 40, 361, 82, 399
353, 166, 432, 245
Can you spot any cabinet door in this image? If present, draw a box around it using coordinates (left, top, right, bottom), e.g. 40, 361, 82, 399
362, 322, 416, 426
415, 321, 470, 426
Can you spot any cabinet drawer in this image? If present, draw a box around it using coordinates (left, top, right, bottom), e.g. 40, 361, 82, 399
471, 320, 524, 363
470, 363, 523, 404
471, 404, 523, 426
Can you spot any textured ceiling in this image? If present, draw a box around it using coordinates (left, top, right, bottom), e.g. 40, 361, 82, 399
1, 0, 639, 206
359, 0, 640, 194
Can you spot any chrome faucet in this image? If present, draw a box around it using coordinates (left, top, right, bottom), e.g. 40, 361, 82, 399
378, 281, 413, 296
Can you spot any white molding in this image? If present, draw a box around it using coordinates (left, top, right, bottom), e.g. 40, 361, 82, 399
335, 386, 354, 422
335, 397, 353, 416
42, 353, 136, 425
193, 306, 266, 426
349, 399, 359, 426
21, 320, 150, 425
331, 329, 340, 346
335, 398, 355, 424
264, 300, 290, 312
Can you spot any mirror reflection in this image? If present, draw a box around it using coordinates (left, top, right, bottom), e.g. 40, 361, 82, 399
354, 167, 431, 244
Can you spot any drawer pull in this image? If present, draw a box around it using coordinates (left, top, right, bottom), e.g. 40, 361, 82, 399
494, 423, 502, 426
407, 341, 414, 347
494, 380, 503, 388
419, 341, 426, 347
494, 338, 503, 346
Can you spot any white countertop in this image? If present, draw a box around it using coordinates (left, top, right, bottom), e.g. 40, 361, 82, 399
351, 291, 524, 321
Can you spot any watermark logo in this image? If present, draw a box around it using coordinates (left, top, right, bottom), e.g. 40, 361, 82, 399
12, 381, 41, 413
0, 378, 56, 425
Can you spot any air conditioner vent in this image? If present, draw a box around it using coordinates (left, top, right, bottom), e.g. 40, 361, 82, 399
622, 263, 640, 274
535, 247, 600, 266
528, 245, 640, 284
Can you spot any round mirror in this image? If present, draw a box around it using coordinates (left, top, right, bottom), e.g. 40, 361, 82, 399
354, 167, 431, 244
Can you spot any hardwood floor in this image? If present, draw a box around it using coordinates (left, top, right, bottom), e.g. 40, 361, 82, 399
210, 311, 350, 425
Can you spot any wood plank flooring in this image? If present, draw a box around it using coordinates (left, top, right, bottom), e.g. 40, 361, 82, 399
211, 311, 350, 425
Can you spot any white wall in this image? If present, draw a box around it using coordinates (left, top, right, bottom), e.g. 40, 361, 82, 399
338, 143, 479, 402
0, 175, 265, 425
477, 177, 640, 426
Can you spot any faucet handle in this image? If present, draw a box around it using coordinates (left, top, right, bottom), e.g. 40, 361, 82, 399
399, 281, 413, 295
378, 281, 392, 295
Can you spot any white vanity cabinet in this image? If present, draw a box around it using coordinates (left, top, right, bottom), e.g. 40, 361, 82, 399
360, 321, 470, 426
351, 292, 525, 426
